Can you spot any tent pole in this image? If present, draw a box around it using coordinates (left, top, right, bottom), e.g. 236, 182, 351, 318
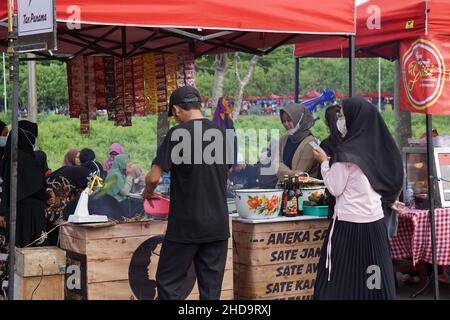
426, 114, 440, 300
378, 57, 381, 112
2, 53, 6, 113
349, 35, 355, 97
294, 57, 300, 103
7, 0, 19, 299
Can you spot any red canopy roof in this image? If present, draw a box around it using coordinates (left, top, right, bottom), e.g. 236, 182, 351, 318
1, 0, 355, 57
294, 0, 448, 59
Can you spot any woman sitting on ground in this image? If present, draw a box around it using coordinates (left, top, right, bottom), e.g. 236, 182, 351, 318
104, 154, 143, 218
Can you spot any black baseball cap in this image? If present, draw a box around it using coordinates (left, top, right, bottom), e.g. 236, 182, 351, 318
168, 86, 201, 117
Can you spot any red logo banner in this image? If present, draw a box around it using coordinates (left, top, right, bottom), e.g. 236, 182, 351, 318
400, 36, 450, 115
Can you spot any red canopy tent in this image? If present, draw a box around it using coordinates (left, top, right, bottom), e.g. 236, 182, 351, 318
293, 0, 450, 299
294, 0, 449, 60
1, 0, 355, 58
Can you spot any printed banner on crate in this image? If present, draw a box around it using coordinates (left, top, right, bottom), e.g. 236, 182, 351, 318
400, 35, 450, 115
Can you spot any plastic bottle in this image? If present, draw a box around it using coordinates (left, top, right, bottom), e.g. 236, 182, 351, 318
405, 183, 415, 208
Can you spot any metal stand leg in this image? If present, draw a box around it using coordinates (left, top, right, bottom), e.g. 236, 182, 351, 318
410, 279, 432, 298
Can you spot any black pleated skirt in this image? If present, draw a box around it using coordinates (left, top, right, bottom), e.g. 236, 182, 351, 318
313, 218, 396, 300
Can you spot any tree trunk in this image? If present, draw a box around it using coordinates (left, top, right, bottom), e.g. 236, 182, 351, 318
231, 53, 260, 121
157, 111, 169, 148
211, 54, 228, 111
393, 59, 411, 149
27, 53, 38, 123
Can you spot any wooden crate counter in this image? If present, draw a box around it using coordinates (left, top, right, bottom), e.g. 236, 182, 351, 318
232, 216, 329, 300
60, 219, 233, 300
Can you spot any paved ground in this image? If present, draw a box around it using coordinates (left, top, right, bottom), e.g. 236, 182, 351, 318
396, 274, 450, 300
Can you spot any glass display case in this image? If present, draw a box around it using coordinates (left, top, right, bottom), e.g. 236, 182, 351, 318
403, 147, 450, 208
434, 148, 450, 207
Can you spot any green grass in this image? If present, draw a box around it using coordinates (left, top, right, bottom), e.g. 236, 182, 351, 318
0, 111, 449, 170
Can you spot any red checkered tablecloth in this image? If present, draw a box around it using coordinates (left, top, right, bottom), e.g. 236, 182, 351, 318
390, 208, 450, 266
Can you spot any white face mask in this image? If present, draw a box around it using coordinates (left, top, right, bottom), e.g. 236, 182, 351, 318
287, 112, 304, 136
336, 117, 348, 137
0, 136, 7, 147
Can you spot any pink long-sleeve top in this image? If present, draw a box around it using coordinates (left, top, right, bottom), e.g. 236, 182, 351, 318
321, 160, 384, 281
321, 160, 384, 223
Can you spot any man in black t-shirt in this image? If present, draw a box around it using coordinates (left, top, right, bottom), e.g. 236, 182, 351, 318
144, 86, 231, 300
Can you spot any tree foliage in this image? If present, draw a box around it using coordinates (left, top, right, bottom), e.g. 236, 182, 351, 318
0, 46, 395, 110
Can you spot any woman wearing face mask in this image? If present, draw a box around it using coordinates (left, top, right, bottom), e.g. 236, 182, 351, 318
277, 103, 319, 179
312, 97, 404, 300
0, 120, 53, 247
319, 105, 344, 220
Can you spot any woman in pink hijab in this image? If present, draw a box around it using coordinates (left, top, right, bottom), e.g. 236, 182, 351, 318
102, 143, 124, 172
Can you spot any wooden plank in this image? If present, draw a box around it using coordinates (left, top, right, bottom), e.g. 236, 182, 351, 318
234, 277, 316, 300
189, 269, 234, 295
85, 236, 153, 260
14, 273, 65, 300
235, 291, 315, 300
187, 289, 234, 300
87, 249, 233, 284
87, 258, 130, 283
61, 221, 167, 240
233, 244, 323, 266
88, 280, 135, 300
232, 219, 329, 233
15, 247, 66, 277
232, 227, 327, 251
60, 235, 87, 255
233, 260, 320, 283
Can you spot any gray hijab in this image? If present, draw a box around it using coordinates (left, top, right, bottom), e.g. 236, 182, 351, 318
280, 103, 315, 143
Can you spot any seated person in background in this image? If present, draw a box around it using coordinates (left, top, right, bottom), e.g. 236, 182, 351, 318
45, 165, 92, 225
253, 147, 278, 189
79, 148, 106, 180
63, 149, 80, 167
130, 164, 146, 194
104, 154, 143, 218
227, 154, 258, 192
102, 143, 124, 173
277, 103, 319, 180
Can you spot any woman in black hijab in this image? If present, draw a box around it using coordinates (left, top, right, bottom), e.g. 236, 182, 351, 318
312, 97, 403, 300
0, 121, 8, 162
319, 104, 343, 220
79, 148, 106, 180
0, 120, 51, 247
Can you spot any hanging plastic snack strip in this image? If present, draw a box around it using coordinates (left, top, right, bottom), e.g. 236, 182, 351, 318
114, 57, 126, 126
154, 53, 167, 113
176, 55, 186, 87
143, 53, 157, 114
69, 56, 85, 119
104, 56, 116, 121
79, 57, 91, 134
66, 61, 76, 117
165, 53, 178, 108
94, 56, 107, 110
123, 57, 135, 126
85, 56, 97, 121
132, 55, 146, 115
183, 54, 197, 88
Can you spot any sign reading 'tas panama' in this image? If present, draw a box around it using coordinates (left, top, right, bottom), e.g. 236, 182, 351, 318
17, 0, 55, 36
